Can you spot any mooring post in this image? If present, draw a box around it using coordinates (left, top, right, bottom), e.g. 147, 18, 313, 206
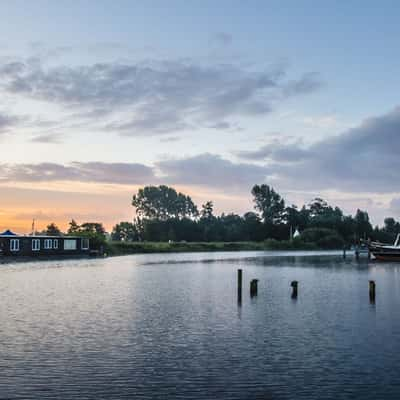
369, 280, 376, 303
237, 269, 243, 303
250, 279, 258, 297
343, 247, 346, 259
291, 280, 298, 299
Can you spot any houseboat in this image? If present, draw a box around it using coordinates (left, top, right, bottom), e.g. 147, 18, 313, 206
365, 234, 400, 261
0, 230, 90, 259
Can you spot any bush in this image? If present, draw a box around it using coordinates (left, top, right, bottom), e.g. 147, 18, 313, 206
300, 228, 344, 249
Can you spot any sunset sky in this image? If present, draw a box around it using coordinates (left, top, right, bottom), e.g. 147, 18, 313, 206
1, 0, 400, 232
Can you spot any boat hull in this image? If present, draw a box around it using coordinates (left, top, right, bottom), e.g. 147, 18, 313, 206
373, 253, 400, 261
368, 244, 400, 261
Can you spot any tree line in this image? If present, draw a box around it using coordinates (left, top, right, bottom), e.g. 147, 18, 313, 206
110, 184, 400, 249
40, 184, 400, 249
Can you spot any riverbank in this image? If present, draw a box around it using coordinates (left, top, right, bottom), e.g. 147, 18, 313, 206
107, 239, 319, 255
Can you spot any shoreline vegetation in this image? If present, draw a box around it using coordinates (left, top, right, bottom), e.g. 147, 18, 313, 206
28, 184, 400, 257
107, 239, 320, 256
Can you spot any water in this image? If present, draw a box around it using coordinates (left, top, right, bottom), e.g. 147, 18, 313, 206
1, 251, 400, 399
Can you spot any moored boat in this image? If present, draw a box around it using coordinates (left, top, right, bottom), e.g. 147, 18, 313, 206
366, 234, 400, 261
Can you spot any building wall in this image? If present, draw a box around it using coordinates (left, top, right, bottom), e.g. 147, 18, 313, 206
0, 236, 90, 257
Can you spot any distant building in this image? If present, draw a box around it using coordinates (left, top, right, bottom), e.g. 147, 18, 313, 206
0, 230, 90, 258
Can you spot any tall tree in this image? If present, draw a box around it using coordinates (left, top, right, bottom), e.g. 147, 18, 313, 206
251, 184, 285, 224
354, 209, 373, 239
132, 185, 198, 220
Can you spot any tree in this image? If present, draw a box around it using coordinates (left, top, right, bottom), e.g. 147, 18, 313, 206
354, 209, 373, 239
251, 184, 285, 224
80, 222, 106, 235
69, 221, 107, 251
132, 185, 198, 220
46, 223, 62, 236
243, 212, 264, 241
68, 219, 80, 234
308, 198, 329, 218
111, 222, 138, 241
200, 201, 214, 220
383, 217, 400, 234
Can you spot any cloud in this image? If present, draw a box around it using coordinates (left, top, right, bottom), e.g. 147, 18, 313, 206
160, 136, 181, 143
0, 111, 21, 133
302, 114, 338, 128
237, 107, 400, 193
0, 57, 321, 136
211, 32, 233, 47
0, 162, 155, 184
207, 121, 242, 131
157, 153, 269, 191
30, 133, 63, 143
283, 72, 322, 97
0, 155, 269, 193
389, 198, 400, 216
237, 139, 311, 162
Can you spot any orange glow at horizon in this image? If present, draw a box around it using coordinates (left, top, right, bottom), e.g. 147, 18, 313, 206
0, 182, 254, 234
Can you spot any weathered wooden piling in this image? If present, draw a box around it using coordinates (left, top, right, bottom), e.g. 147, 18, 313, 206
250, 279, 258, 297
369, 280, 376, 303
291, 280, 298, 298
237, 269, 243, 303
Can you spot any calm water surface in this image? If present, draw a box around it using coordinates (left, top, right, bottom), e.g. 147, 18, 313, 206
2, 251, 400, 399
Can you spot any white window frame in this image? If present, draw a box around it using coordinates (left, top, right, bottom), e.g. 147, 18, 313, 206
64, 239, 77, 251
32, 239, 40, 251
10, 239, 19, 252
44, 239, 52, 249
81, 238, 89, 250
53, 239, 58, 249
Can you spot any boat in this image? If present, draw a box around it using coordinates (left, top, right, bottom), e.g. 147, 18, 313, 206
365, 234, 400, 261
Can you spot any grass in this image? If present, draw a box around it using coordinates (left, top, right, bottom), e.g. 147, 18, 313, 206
107, 239, 318, 256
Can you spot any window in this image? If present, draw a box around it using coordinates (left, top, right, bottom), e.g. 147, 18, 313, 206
32, 239, 40, 251
64, 239, 77, 250
10, 239, 19, 252
44, 239, 52, 249
81, 238, 89, 250
53, 239, 58, 249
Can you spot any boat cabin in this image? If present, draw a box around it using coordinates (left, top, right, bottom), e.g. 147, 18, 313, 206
0, 231, 90, 257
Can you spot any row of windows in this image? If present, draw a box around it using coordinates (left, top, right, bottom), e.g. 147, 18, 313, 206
9, 238, 89, 252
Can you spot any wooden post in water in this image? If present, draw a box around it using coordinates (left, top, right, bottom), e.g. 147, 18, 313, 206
237, 269, 243, 303
291, 280, 298, 299
369, 280, 376, 303
343, 247, 346, 259
355, 247, 360, 261
250, 279, 258, 297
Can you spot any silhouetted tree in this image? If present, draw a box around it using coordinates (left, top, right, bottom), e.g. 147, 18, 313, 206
111, 222, 138, 241
68, 219, 80, 234
251, 184, 285, 224
132, 185, 198, 220
46, 223, 62, 236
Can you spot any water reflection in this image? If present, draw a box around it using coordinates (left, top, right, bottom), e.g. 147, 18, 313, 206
1, 251, 400, 399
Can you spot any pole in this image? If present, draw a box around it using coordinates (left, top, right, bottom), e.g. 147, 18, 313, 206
237, 269, 242, 304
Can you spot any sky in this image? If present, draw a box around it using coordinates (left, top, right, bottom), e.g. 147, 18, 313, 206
0, 0, 400, 232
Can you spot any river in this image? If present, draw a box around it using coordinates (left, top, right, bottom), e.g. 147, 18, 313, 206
1, 251, 400, 399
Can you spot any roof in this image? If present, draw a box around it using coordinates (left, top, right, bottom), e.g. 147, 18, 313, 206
0, 230, 17, 236
0, 234, 85, 239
